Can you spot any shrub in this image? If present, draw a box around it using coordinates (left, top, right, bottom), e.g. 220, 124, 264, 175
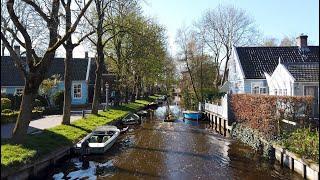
1, 98, 11, 110
53, 91, 64, 110
2, 109, 13, 114
34, 95, 48, 108
1, 111, 19, 124
2, 94, 22, 110
280, 128, 319, 162
229, 94, 313, 139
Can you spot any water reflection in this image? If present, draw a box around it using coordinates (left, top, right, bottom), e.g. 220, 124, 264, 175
50, 104, 302, 180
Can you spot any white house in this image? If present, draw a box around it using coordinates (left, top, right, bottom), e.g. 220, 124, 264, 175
226, 34, 319, 96
225, 34, 319, 117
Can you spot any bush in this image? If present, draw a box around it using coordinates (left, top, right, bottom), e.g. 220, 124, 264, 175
280, 128, 319, 162
53, 91, 64, 110
229, 94, 313, 139
34, 95, 48, 108
1, 94, 22, 110
2, 109, 13, 113
1, 111, 19, 124
1, 98, 11, 110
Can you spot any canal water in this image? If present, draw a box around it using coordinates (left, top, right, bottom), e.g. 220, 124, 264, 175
49, 104, 302, 180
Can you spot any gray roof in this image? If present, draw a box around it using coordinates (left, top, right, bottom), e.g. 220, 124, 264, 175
1, 56, 92, 86
283, 62, 319, 82
235, 46, 319, 79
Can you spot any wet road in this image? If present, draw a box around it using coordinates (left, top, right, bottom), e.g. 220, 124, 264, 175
50, 105, 302, 180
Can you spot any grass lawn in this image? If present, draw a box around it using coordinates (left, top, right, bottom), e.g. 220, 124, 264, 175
1, 99, 151, 170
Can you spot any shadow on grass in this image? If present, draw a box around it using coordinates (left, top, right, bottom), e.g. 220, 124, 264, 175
1, 130, 73, 170
69, 124, 92, 134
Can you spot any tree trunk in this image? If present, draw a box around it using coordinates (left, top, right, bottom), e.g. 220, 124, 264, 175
92, 59, 103, 114
62, 1, 73, 124
12, 77, 40, 142
62, 47, 73, 124
91, 0, 105, 115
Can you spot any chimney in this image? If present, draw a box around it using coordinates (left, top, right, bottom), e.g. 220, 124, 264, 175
85, 51, 88, 59
296, 34, 308, 48
14, 45, 20, 56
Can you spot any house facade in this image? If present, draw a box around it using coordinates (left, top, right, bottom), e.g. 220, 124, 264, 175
1, 49, 115, 106
227, 34, 319, 96
226, 34, 319, 117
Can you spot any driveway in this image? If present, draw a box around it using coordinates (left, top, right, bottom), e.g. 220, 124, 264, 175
1, 114, 82, 139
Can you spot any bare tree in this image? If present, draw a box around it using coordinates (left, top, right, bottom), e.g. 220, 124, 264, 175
280, 36, 296, 46
175, 27, 200, 102
196, 5, 260, 87
262, 37, 278, 46
1, 0, 92, 142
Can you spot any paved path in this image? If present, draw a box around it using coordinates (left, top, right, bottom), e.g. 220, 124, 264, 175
1, 115, 82, 139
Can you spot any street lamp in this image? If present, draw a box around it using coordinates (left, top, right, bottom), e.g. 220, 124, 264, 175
105, 83, 109, 110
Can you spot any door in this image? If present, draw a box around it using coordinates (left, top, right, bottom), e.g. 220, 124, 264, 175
304, 86, 319, 118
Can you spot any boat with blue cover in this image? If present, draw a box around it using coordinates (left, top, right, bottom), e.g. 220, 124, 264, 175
182, 111, 203, 120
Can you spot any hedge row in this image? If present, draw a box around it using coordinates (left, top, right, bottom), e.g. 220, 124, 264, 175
1, 110, 43, 124
229, 94, 313, 139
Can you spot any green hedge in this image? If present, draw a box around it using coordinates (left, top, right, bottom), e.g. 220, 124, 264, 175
1, 98, 11, 110
1, 110, 43, 124
1, 98, 152, 170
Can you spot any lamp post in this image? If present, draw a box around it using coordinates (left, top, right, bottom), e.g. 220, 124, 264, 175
105, 83, 109, 110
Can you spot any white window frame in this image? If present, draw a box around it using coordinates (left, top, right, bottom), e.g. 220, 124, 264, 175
15, 88, 24, 96
251, 82, 267, 94
259, 87, 267, 94
274, 89, 278, 95
72, 83, 82, 99
283, 89, 287, 96
279, 89, 283, 95
1, 88, 6, 94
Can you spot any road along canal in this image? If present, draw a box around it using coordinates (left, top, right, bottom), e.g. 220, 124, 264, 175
48, 104, 302, 179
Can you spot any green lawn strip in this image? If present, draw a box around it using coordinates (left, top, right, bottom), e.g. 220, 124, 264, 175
279, 128, 319, 162
1, 99, 153, 170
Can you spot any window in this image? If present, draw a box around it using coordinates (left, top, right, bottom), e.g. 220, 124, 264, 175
260, 87, 267, 94
274, 89, 278, 95
15, 88, 24, 96
279, 89, 282, 95
1, 88, 6, 94
252, 86, 259, 94
283, 89, 287, 96
73, 83, 82, 99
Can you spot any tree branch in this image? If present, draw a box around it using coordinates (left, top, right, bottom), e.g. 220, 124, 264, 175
1, 31, 27, 77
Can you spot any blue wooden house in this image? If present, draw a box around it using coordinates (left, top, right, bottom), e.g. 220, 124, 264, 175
1, 53, 100, 106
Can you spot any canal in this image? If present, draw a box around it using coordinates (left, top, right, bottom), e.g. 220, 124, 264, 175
49, 104, 302, 180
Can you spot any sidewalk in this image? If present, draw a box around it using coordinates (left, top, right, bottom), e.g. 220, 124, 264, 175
1, 115, 82, 139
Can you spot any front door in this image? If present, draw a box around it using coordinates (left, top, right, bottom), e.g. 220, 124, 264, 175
304, 86, 319, 118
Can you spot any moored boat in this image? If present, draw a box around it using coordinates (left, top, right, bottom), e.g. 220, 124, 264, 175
164, 113, 175, 122
182, 111, 203, 120
122, 113, 140, 125
74, 125, 120, 154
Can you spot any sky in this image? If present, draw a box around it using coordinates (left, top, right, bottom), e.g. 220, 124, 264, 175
141, 0, 319, 56
1, 0, 318, 58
